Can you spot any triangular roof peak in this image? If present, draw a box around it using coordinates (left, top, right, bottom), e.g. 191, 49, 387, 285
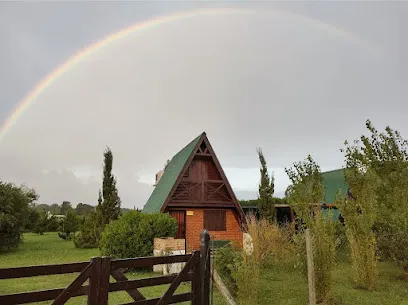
142, 132, 246, 224
142, 133, 203, 213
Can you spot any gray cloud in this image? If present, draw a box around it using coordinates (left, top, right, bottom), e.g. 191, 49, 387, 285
0, 2, 407, 208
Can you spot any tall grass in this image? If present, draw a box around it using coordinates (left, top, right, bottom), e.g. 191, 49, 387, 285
235, 216, 296, 304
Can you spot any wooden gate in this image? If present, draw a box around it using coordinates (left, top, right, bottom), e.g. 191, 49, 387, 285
0, 231, 211, 305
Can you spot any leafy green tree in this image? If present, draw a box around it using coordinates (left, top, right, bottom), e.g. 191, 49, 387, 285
73, 211, 102, 248
341, 119, 408, 273
47, 215, 61, 232
285, 155, 336, 304
75, 203, 94, 215
75, 147, 121, 248
61, 201, 73, 215
0, 182, 38, 252
59, 210, 79, 240
49, 203, 61, 214
257, 148, 275, 221
25, 208, 40, 232
96, 147, 121, 227
33, 210, 49, 235
34, 204, 51, 213
335, 168, 379, 290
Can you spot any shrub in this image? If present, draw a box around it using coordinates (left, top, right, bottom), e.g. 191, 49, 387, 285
0, 182, 36, 252
47, 215, 61, 232
73, 211, 101, 248
99, 211, 177, 259
33, 210, 50, 235
377, 229, 408, 273
285, 155, 337, 304
59, 211, 79, 241
336, 168, 379, 290
214, 245, 242, 296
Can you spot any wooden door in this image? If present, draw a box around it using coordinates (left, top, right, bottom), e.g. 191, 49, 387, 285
169, 211, 186, 239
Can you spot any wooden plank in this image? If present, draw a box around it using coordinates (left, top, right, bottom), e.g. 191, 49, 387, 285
305, 229, 316, 305
191, 250, 202, 305
119, 293, 194, 305
109, 273, 192, 292
0, 262, 89, 279
110, 269, 146, 301
0, 286, 88, 304
157, 251, 200, 305
51, 263, 92, 305
88, 257, 102, 305
200, 230, 211, 305
172, 182, 200, 200
195, 153, 212, 157
168, 202, 234, 208
111, 254, 191, 270
98, 257, 111, 305
212, 269, 236, 305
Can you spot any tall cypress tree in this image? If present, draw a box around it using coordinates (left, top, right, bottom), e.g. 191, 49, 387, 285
96, 147, 121, 227
257, 148, 275, 221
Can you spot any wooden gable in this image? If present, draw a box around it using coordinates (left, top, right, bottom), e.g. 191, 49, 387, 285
160, 133, 246, 226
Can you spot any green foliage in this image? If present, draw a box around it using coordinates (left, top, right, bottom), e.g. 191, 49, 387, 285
335, 168, 379, 290
75, 147, 122, 248
257, 148, 275, 222
49, 203, 61, 214
285, 155, 336, 304
73, 211, 101, 248
99, 211, 177, 259
0, 182, 38, 252
214, 245, 242, 296
33, 210, 49, 235
47, 216, 61, 232
24, 208, 40, 232
58, 211, 80, 241
342, 119, 408, 273
96, 147, 121, 228
75, 203, 95, 215
60, 201, 73, 215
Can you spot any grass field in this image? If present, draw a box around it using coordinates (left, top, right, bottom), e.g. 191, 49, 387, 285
0, 233, 226, 305
1, 233, 408, 304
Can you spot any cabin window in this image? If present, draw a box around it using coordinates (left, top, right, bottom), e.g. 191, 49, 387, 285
203, 209, 226, 231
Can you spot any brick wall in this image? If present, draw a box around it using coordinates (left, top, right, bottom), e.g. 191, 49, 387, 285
185, 208, 243, 252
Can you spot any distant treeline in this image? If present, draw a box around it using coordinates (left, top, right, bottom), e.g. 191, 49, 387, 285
238, 197, 288, 207
33, 201, 134, 215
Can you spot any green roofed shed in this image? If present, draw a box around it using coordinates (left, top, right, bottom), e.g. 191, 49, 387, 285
142, 134, 202, 213
321, 169, 349, 204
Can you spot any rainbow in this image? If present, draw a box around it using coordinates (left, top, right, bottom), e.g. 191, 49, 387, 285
0, 7, 382, 143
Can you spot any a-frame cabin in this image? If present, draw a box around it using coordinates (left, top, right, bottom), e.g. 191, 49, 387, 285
142, 132, 246, 251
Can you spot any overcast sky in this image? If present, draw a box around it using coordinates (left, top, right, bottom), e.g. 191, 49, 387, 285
0, 1, 407, 208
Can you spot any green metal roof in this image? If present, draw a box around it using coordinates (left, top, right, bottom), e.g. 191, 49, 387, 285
321, 169, 348, 204
142, 133, 202, 213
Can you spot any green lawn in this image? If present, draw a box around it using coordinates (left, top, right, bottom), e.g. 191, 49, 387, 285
258, 263, 408, 305
0, 233, 226, 305
1, 234, 408, 305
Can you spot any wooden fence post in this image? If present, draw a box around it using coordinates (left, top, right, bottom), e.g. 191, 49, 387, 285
305, 229, 316, 305
98, 257, 111, 305
88, 256, 111, 305
191, 250, 202, 305
88, 257, 101, 305
200, 230, 211, 305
